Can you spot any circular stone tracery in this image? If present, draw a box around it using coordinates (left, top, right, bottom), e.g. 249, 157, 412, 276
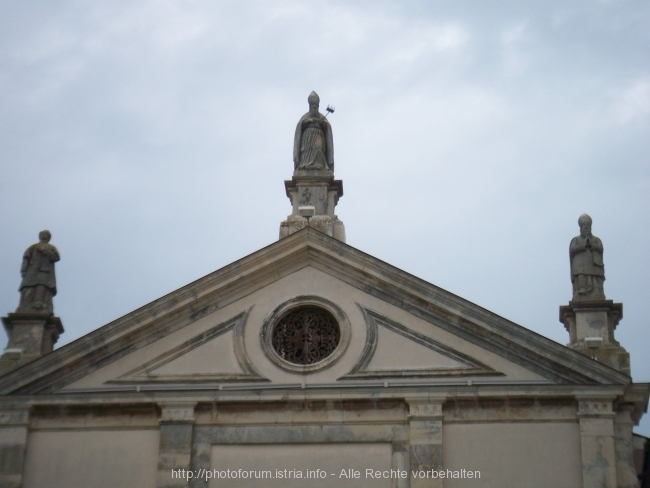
271, 307, 341, 365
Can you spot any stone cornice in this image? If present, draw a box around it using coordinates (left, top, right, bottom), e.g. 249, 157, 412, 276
0, 383, 628, 407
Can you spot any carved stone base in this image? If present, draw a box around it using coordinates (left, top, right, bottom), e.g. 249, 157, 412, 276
279, 171, 345, 242
279, 215, 345, 241
0, 313, 64, 375
560, 301, 629, 375
569, 344, 630, 376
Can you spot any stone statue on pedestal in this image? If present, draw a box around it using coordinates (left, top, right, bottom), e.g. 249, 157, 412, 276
16, 230, 60, 314
560, 214, 629, 375
570, 214, 605, 301
293, 91, 334, 171
280, 91, 344, 241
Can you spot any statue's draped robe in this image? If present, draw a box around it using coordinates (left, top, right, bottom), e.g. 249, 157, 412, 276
569, 234, 605, 298
293, 113, 334, 171
18, 243, 60, 312
570, 235, 604, 281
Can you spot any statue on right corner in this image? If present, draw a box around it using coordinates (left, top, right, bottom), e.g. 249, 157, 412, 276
570, 214, 605, 301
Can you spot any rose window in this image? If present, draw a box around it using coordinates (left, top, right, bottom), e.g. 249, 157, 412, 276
271, 307, 341, 365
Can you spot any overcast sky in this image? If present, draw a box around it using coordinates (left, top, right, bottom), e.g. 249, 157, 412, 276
1, 1, 648, 433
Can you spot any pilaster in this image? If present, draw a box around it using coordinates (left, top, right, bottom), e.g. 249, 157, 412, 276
0, 406, 30, 488
406, 398, 445, 488
615, 405, 640, 488
391, 441, 410, 488
578, 398, 617, 488
157, 402, 196, 488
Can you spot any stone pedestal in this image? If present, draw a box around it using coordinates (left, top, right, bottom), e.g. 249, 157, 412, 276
560, 300, 630, 375
407, 399, 444, 488
0, 313, 64, 374
279, 170, 345, 241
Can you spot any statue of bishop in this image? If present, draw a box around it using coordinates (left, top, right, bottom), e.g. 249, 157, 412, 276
569, 214, 605, 301
293, 91, 334, 171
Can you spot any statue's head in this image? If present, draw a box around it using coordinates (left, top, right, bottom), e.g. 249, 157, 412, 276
38, 230, 51, 243
307, 91, 320, 112
578, 214, 592, 237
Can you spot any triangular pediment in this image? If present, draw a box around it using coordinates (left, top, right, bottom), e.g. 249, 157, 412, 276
0, 228, 630, 395
341, 306, 500, 380
109, 310, 267, 384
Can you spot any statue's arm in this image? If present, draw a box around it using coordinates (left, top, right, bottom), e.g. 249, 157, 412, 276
20, 246, 33, 276
293, 120, 303, 169
591, 238, 603, 253
48, 245, 60, 263
569, 238, 584, 258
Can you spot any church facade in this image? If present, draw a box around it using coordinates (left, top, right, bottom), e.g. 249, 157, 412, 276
0, 93, 648, 488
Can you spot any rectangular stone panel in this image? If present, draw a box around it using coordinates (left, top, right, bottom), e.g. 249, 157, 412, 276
23, 430, 159, 488
443, 422, 582, 488
208, 443, 393, 488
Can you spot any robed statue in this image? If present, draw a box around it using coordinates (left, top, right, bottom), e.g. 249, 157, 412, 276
17, 230, 60, 313
570, 214, 605, 301
293, 91, 334, 171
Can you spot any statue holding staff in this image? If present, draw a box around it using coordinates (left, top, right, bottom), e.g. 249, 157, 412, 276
293, 91, 334, 171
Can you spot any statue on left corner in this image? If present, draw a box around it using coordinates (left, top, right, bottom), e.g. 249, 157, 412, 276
16, 230, 60, 314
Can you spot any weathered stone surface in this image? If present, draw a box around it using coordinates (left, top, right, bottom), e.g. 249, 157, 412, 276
560, 300, 630, 375
578, 399, 617, 488
158, 403, 196, 488
0, 313, 64, 375
0, 407, 29, 488
407, 399, 444, 488
614, 407, 639, 488
280, 175, 345, 241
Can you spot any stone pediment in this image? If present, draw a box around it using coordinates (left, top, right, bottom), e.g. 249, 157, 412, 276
108, 309, 268, 385
341, 306, 498, 380
0, 228, 630, 395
